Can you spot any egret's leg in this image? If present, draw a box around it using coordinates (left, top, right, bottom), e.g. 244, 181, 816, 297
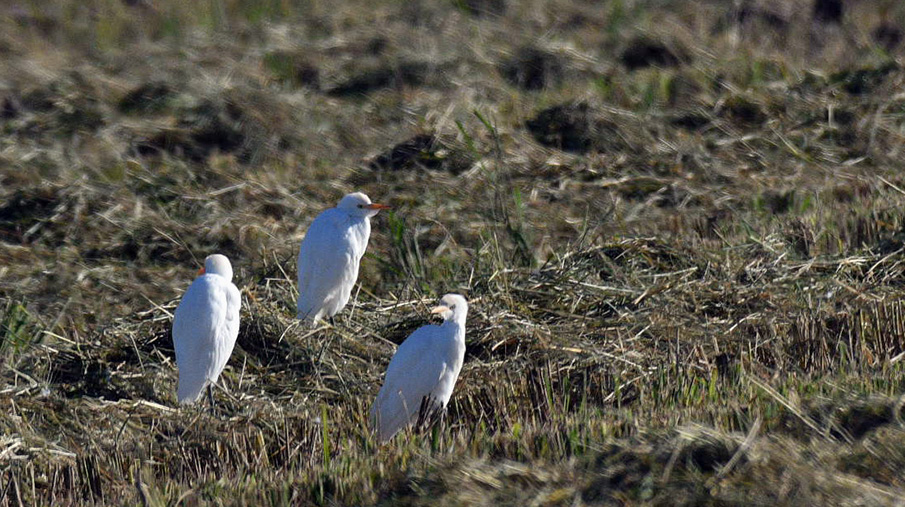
207, 384, 216, 413
328, 315, 336, 327
416, 396, 437, 431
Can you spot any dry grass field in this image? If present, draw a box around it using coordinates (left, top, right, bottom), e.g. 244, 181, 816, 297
2, 0, 905, 504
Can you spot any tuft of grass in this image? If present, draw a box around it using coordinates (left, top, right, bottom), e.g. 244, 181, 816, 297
0, 300, 42, 369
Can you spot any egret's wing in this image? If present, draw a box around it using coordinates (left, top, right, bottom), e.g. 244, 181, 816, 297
371, 324, 448, 442
172, 276, 225, 404
210, 280, 242, 385
297, 210, 358, 320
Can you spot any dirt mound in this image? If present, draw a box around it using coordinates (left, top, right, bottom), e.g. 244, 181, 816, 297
499, 46, 565, 91
525, 102, 627, 153
872, 24, 902, 51
812, 0, 843, 24
830, 63, 898, 95
327, 60, 433, 97
718, 95, 767, 126
135, 99, 247, 162
460, 0, 506, 17
368, 134, 473, 174
620, 37, 684, 70
118, 82, 175, 115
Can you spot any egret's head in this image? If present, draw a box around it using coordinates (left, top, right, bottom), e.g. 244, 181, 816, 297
430, 294, 468, 324
338, 192, 390, 218
201, 254, 233, 281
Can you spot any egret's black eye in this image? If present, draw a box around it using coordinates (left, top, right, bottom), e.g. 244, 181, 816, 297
357, 204, 364, 208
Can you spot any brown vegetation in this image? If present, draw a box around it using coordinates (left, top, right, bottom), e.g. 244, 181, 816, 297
1, 0, 905, 504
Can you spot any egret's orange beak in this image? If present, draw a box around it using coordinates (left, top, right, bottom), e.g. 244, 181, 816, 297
197, 267, 206, 276
430, 305, 450, 315
366, 203, 391, 210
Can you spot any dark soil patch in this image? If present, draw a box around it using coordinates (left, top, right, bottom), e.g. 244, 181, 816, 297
872, 24, 902, 51
10, 9, 58, 37
130, 323, 174, 357
785, 219, 814, 258
19, 80, 105, 133
459, 0, 506, 17
57, 98, 105, 133
21, 87, 56, 112
499, 46, 564, 91
0, 187, 63, 244
732, 5, 789, 32
821, 107, 859, 148
135, 100, 246, 162
118, 82, 174, 114
326, 61, 432, 97
364, 37, 388, 55
719, 95, 766, 126
669, 110, 711, 130
737, 6, 788, 30
379, 317, 428, 347
812, 0, 843, 24
617, 179, 690, 208
875, 234, 905, 255
368, 134, 472, 174
693, 208, 733, 240
236, 312, 298, 369
601, 240, 692, 273
263, 51, 321, 90
1, 95, 21, 119
760, 190, 795, 214
679, 438, 737, 472
256, 194, 293, 220
49, 351, 128, 401
525, 102, 625, 153
827, 107, 856, 126
620, 37, 683, 70
832, 402, 893, 440
830, 63, 898, 95
582, 448, 651, 502
84, 225, 236, 266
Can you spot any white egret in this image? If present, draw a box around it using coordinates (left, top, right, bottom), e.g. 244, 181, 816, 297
371, 294, 468, 442
297, 192, 389, 323
172, 254, 241, 405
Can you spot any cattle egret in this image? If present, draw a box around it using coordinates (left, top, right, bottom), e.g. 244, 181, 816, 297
297, 192, 389, 323
172, 254, 241, 405
371, 294, 468, 442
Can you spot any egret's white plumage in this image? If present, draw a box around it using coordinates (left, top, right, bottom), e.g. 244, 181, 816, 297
297, 192, 388, 323
172, 254, 241, 404
371, 294, 468, 442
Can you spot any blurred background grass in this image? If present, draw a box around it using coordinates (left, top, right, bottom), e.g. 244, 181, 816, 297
1, 0, 905, 504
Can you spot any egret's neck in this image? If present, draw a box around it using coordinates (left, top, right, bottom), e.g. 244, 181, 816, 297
345, 212, 372, 224
350, 214, 371, 236
453, 309, 468, 327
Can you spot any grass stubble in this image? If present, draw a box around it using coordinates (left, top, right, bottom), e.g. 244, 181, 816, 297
1, 0, 905, 504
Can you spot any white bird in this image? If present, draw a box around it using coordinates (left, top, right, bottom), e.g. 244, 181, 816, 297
172, 254, 242, 405
297, 192, 389, 323
371, 294, 468, 442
